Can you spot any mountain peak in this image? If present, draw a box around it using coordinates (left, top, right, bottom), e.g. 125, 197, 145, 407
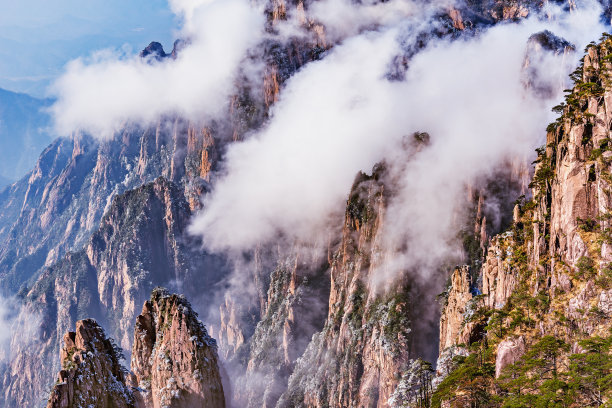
131, 288, 225, 408
46, 319, 137, 408
139, 41, 168, 60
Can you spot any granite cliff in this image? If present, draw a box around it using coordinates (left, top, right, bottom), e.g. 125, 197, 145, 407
46, 289, 225, 408
433, 34, 612, 407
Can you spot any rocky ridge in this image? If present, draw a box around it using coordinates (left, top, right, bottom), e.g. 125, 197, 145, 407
208, 2, 545, 400
2, 1, 610, 408
0, 7, 326, 403
0, 122, 216, 293
1, 177, 226, 407
46, 289, 225, 408
276, 165, 415, 408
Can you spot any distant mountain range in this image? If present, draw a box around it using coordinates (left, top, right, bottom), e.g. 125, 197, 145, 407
0, 87, 54, 185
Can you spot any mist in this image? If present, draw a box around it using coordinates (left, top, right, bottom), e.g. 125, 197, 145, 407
0, 295, 40, 364
33, 0, 611, 405
186, 1, 608, 382
306, 0, 453, 41
191, 1, 605, 272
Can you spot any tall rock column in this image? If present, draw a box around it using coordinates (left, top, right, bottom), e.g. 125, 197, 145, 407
130, 288, 225, 408
439, 266, 475, 352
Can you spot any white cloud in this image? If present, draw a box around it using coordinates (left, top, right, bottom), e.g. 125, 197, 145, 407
190, 0, 606, 267
190, 29, 405, 251
0, 295, 40, 363
50, 0, 265, 138
373, 1, 606, 283
308, 0, 454, 42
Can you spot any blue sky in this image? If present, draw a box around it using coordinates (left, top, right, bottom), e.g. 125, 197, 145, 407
0, 0, 176, 97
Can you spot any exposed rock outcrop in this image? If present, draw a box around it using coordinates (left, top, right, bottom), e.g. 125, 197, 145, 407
131, 288, 225, 408
46, 319, 137, 408
46, 290, 226, 408
277, 165, 419, 408
140, 42, 168, 60
481, 234, 518, 309
0, 119, 215, 294
0, 13, 331, 402
230, 253, 329, 408
433, 34, 612, 407
2, 178, 226, 407
7, 2, 612, 408
439, 266, 474, 352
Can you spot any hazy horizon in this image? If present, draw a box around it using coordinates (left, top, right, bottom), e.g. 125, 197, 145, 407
0, 0, 176, 98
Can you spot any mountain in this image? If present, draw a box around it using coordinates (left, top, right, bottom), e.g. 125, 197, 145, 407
130, 288, 225, 408
1, 0, 611, 408
46, 318, 138, 408
46, 289, 225, 408
431, 34, 612, 407
1, 176, 227, 406
0, 88, 53, 183
0, 5, 318, 404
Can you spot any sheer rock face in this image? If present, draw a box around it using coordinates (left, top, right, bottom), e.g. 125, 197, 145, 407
1, 14, 323, 404
231, 254, 329, 408
437, 166, 530, 353
544, 45, 612, 269
46, 291, 226, 408
233, 261, 300, 408
437, 234, 520, 355
277, 155, 520, 407
277, 166, 418, 408
131, 288, 225, 408
85, 177, 218, 350
2, 177, 226, 408
439, 267, 474, 353
46, 319, 137, 408
448, 0, 587, 28
3, 3, 594, 408
535, 43, 612, 340
1, 252, 102, 408
0, 120, 217, 294
481, 235, 518, 309
217, 296, 246, 360
217, 246, 271, 364
436, 37, 612, 402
